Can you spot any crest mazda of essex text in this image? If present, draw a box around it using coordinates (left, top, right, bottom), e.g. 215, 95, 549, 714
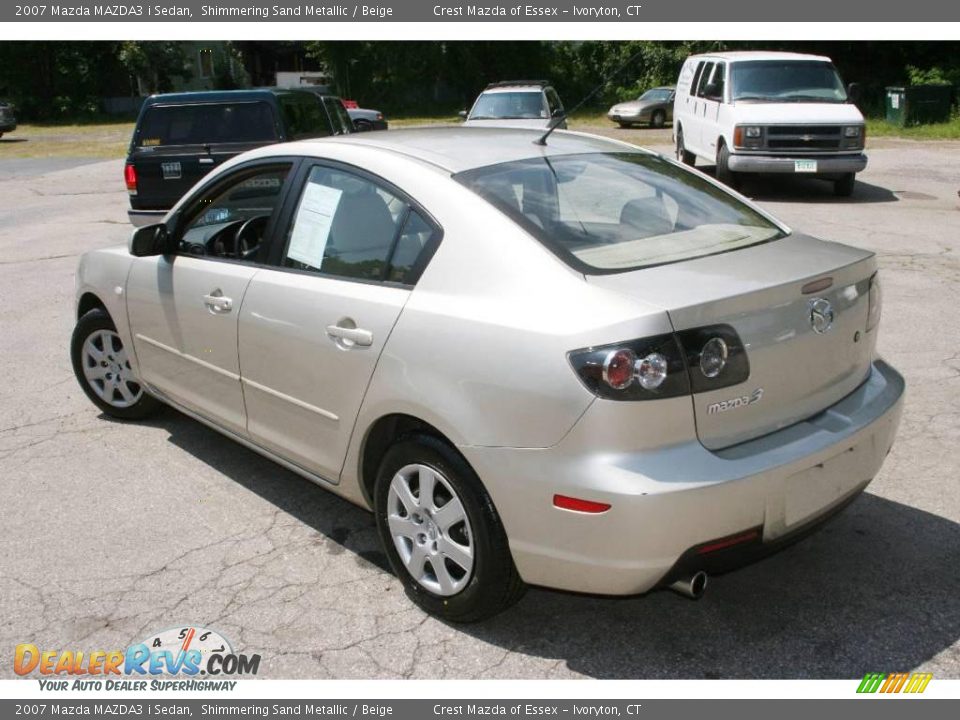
71, 127, 904, 621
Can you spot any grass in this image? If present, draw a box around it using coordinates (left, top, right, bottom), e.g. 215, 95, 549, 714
866, 115, 960, 140
0, 121, 133, 159
3, 113, 958, 161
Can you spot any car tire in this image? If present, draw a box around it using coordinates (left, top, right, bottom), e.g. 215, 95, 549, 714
71, 308, 162, 420
715, 142, 740, 189
834, 173, 856, 197
354, 119, 372, 132
374, 433, 525, 622
651, 110, 666, 129
676, 127, 695, 166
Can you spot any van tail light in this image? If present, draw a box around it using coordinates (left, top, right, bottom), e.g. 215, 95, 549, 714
568, 324, 749, 401
866, 272, 882, 332
124, 163, 138, 195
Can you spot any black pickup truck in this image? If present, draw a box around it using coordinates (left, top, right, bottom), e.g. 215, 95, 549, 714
126, 88, 351, 226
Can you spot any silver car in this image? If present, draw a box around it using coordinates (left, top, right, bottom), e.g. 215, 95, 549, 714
608, 86, 676, 128
71, 127, 904, 621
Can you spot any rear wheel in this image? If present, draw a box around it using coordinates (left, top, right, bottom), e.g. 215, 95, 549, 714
374, 433, 525, 622
71, 308, 161, 420
834, 173, 856, 197
676, 127, 695, 166
651, 110, 666, 129
354, 119, 372, 132
716, 142, 740, 189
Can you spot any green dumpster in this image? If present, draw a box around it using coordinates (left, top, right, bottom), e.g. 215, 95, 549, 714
885, 84, 953, 127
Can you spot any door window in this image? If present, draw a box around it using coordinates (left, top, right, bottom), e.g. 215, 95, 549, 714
695, 62, 716, 98
281, 165, 437, 285
176, 164, 292, 262
279, 95, 332, 140
690, 61, 706, 96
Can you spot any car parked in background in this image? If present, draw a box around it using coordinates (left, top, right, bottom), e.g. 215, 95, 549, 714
461, 80, 566, 129
0, 100, 17, 137
348, 106, 388, 131
608, 86, 675, 128
673, 51, 867, 196
74, 127, 902, 621
125, 88, 350, 226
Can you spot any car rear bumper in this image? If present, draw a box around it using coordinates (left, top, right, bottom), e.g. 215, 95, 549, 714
608, 112, 649, 123
460, 359, 904, 596
728, 152, 868, 175
128, 209, 168, 227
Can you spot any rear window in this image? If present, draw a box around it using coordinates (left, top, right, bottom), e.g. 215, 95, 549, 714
136, 101, 278, 147
455, 152, 785, 273
279, 95, 333, 140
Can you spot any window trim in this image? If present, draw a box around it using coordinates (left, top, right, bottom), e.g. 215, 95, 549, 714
166, 157, 301, 267
265, 158, 444, 288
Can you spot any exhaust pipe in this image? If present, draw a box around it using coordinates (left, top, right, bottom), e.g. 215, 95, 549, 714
669, 570, 708, 600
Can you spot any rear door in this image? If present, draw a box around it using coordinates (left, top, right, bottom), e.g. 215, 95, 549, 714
131, 101, 281, 209
238, 162, 440, 481
126, 160, 295, 435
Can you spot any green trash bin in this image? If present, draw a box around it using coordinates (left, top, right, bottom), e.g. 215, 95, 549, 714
885, 84, 952, 127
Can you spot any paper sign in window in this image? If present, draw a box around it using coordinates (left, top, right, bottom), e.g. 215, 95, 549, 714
286, 182, 343, 269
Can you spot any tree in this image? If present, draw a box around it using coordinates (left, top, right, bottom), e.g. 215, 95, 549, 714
118, 41, 192, 95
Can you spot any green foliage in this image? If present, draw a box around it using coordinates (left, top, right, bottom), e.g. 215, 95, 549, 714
905, 65, 959, 87
118, 41, 192, 94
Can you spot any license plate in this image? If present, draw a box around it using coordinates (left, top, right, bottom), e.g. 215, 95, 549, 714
794, 159, 818, 173
160, 162, 182, 180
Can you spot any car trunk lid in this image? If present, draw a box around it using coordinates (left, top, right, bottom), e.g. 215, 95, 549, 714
586, 233, 877, 449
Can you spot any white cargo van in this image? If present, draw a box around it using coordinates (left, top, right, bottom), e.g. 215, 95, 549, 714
673, 51, 867, 196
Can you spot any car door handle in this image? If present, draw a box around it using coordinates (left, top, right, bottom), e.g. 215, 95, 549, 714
203, 293, 233, 312
326, 324, 373, 347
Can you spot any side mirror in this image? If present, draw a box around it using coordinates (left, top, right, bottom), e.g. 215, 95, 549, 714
458, 110, 468, 120
551, 108, 566, 118
847, 82, 862, 103
128, 223, 168, 257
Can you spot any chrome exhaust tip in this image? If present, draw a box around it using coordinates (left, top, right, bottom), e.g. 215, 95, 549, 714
669, 570, 708, 599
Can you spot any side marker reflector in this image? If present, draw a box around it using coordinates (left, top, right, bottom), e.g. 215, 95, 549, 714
553, 494, 611, 514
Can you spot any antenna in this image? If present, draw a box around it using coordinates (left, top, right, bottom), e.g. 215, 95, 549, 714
534, 47, 648, 147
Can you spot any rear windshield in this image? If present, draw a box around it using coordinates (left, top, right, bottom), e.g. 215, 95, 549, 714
470, 92, 546, 120
455, 152, 785, 273
137, 101, 278, 147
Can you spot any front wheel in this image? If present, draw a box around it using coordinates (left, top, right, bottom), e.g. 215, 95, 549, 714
651, 110, 666, 129
374, 434, 525, 622
834, 173, 856, 197
715, 143, 740, 189
71, 308, 162, 420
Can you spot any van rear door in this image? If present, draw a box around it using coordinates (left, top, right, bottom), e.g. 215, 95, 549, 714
131, 101, 280, 209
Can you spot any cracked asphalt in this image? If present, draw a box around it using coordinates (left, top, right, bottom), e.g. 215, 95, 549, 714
1, 142, 958, 680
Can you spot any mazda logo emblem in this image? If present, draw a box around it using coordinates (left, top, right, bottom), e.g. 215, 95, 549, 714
809, 298, 834, 334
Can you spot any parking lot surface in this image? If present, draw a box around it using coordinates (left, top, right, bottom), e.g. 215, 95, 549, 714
1, 141, 958, 679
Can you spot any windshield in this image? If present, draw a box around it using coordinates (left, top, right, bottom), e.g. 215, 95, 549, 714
731, 61, 847, 103
455, 153, 785, 273
639, 89, 673, 102
470, 91, 546, 120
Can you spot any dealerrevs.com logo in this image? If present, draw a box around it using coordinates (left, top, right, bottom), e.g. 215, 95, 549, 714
857, 672, 933, 694
14, 626, 260, 691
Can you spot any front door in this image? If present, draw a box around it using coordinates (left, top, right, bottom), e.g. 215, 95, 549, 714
239, 163, 441, 481
126, 162, 295, 435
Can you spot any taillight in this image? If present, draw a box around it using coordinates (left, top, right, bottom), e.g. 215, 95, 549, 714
568, 333, 689, 401
568, 324, 749, 401
866, 272, 882, 332
124, 163, 137, 195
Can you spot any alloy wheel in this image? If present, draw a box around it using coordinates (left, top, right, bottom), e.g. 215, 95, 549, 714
81, 329, 143, 408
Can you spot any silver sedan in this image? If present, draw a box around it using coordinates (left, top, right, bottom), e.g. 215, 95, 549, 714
608, 86, 675, 128
71, 127, 904, 621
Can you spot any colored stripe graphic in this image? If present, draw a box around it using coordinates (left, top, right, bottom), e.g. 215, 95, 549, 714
857, 672, 932, 694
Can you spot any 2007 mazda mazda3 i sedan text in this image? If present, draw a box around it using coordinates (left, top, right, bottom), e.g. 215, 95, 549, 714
70, 127, 904, 621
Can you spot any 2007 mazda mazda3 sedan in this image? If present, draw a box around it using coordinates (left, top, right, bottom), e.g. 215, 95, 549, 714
71, 127, 904, 621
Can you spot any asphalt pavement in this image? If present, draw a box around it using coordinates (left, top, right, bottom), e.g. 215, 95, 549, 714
0, 141, 958, 679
